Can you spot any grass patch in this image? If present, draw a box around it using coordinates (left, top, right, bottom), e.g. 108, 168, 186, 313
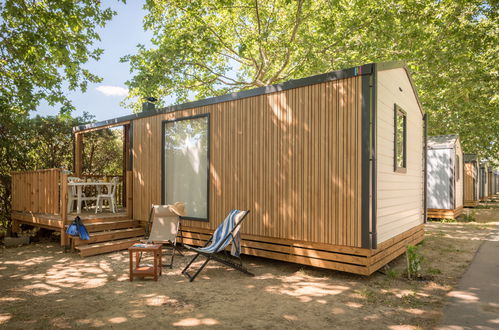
428, 217, 457, 223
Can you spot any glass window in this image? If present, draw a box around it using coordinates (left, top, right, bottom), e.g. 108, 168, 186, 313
163, 114, 209, 220
394, 105, 407, 172
456, 154, 460, 181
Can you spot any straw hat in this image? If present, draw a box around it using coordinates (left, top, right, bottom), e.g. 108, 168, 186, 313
169, 202, 185, 216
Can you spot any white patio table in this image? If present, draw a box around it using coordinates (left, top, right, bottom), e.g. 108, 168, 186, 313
67, 181, 113, 214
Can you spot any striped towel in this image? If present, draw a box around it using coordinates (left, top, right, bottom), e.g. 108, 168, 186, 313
196, 210, 245, 256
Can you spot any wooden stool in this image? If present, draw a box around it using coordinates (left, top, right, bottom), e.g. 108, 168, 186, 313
128, 244, 162, 281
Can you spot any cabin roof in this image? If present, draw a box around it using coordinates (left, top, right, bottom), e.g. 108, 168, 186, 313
427, 135, 459, 149
73, 61, 423, 133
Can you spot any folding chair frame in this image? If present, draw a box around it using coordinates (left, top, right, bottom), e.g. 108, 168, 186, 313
143, 205, 184, 268
181, 210, 254, 282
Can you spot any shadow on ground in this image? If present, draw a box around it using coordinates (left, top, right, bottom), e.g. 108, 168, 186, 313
1, 208, 498, 329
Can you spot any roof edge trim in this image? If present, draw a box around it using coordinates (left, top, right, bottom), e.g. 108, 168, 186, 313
73, 61, 416, 132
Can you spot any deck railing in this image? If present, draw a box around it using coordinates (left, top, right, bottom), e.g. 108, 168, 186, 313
11, 169, 133, 246
11, 168, 68, 218
11, 169, 131, 219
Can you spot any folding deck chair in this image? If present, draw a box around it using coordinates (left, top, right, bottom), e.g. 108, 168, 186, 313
181, 209, 253, 282
141, 203, 184, 268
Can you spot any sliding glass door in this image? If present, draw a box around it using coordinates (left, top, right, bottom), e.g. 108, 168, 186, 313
162, 114, 209, 220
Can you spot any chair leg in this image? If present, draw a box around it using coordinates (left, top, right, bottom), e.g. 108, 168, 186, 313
183, 256, 211, 282
182, 253, 200, 275
166, 244, 175, 268
174, 244, 184, 256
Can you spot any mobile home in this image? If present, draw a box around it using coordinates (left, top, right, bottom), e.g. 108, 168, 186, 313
494, 170, 499, 195
463, 154, 480, 207
426, 135, 464, 218
488, 168, 497, 197
479, 161, 489, 200
12, 61, 426, 275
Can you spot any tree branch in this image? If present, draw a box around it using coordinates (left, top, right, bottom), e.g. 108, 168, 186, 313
267, 0, 304, 83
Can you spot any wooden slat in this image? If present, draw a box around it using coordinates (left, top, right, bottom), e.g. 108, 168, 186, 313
427, 207, 464, 219
132, 77, 363, 247
368, 230, 424, 274
11, 212, 64, 229
10, 168, 62, 216
84, 220, 141, 232
375, 224, 424, 252
463, 162, 479, 204
369, 229, 424, 265
72, 227, 145, 246
180, 225, 372, 256
179, 220, 423, 276
76, 237, 139, 257
76, 121, 131, 134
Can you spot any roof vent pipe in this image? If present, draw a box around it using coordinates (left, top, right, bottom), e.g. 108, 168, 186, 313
142, 96, 157, 112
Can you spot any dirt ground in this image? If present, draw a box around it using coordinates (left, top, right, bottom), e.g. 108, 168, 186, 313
0, 209, 497, 329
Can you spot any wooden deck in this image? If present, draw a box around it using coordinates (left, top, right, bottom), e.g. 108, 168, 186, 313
12, 209, 143, 257
12, 209, 127, 228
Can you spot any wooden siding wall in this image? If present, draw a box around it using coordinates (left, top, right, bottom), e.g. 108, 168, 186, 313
133, 76, 363, 247
488, 172, 493, 197
480, 166, 488, 199
464, 163, 478, 203
376, 68, 425, 244
11, 168, 62, 214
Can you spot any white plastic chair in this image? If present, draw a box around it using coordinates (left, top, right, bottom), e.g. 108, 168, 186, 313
67, 177, 88, 213
95, 177, 119, 213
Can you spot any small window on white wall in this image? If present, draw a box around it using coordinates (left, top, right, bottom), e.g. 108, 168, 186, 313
394, 104, 407, 173
456, 154, 460, 181
162, 114, 209, 221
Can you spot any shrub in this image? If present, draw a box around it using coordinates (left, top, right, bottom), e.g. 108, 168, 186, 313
406, 244, 423, 280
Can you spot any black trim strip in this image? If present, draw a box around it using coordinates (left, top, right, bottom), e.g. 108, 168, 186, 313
371, 64, 378, 249
423, 113, 428, 222
73, 63, 384, 132
161, 113, 210, 222
361, 74, 372, 249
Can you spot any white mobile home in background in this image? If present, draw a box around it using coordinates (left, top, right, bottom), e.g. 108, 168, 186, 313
427, 135, 464, 219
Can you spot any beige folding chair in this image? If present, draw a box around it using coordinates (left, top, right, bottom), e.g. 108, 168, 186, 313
142, 203, 185, 268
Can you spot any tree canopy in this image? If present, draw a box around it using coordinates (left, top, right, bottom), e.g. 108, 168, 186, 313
124, 0, 498, 161
0, 0, 121, 233
0, 0, 119, 115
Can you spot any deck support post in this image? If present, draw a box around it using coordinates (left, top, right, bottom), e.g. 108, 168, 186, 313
60, 171, 69, 247
126, 170, 133, 219
74, 133, 83, 177
11, 219, 20, 234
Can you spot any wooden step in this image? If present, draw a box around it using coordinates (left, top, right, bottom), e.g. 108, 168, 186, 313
72, 216, 130, 224
76, 237, 140, 257
83, 220, 141, 232
73, 227, 145, 246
